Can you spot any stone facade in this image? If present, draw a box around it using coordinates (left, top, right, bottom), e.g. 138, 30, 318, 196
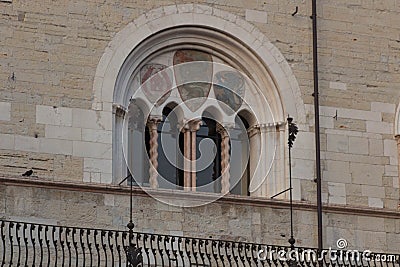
0, 0, 399, 254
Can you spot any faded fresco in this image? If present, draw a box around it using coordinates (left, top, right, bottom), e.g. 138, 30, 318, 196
140, 63, 173, 106
213, 71, 245, 114
173, 50, 213, 111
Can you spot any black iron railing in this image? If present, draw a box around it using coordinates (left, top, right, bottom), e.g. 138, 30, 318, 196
1, 219, 399, 266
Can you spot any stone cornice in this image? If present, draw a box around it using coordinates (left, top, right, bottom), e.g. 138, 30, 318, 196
0, 176, 399, 219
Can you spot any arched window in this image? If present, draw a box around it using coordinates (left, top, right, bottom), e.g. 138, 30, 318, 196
115, 45, 284, 197
108, 23, 304, 199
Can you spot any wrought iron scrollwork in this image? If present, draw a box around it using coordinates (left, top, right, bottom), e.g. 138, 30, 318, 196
0, 219, 399, 266
125, 244, 143, 267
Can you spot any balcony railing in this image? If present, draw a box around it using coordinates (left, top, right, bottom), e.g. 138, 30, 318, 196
0, 219, 399, 266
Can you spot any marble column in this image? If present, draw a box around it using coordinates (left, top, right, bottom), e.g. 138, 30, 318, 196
188, 120, 202, 192
218, 124, 231, 194
396, 135, 400, 195
247, 125, 261, 196
147, 117, 161, 189
183, 126, 191, 191
112, 104, 127, 183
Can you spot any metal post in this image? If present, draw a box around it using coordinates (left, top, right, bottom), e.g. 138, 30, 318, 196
287, 117, 298, 250
124, 175, 142, 267
312, 0, 323, 251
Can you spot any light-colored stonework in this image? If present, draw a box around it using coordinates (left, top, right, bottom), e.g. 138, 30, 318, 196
0, 0, 399, 252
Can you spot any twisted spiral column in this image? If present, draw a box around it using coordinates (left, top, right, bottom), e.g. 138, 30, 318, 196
218, 125, 230, 195
148, 117, 161, 189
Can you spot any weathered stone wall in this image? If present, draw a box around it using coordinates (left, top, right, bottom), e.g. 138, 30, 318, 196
0, 180, 399, 253
0, 0, 399, 252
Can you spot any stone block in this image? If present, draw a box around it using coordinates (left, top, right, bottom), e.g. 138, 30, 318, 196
73, 141, 112, 159
383, 139, 397, 157
345, 195, 368, 206
53, 154, 82, 178
100, 173, 113, 184
292, 178, 301, 201
353, 230, 386, 251
45, 125, 81, 140
366, 121, 393, 135
36, 105, 72, 126
329, 81, 347, 90
384, 165, 398, 177
322, 192, 328, 203
83, 172, 91, 182
15, 135, 39, 152
104, 194, 115, 206
369, 138, 383, 156
292, 158, 314, 179
361, 185, 385, 198
389, 156, 397, 166
325, 226, 355, 249
292, 148, 315, 160
89, 172, 102, 183
72, 108, 112, 130
83, 158, 112, 174
293, 131, 314, 149
334, 118, 366, 132
382, 112, 395, 123
320, 116, 334, 129
327, 160, 350, 172
371, 102, 396, 113
0, 133, 14, 150
82, 128, 112, 144
328, 182, 346, 196
0, 102, 11, 121
323, 170, 352, 183
393, 177, 399, 188
350, 162, 385, 186
346, 184, 362, 195
320, 106, 337, 117
357, 217, 385, 231
338, 108, 381, 122
252, 212, 261, 225
39, 138, 73, 155
349, 136, 368, 155
329, 196, 346, 205
327, 134, 348, 153
350, 163, 384, 186
245, 9, 267, 24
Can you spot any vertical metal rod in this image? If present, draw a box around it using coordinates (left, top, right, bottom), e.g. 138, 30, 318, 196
312, 0, 323, 251
130, 176, 132, 224
287, 117, 297, 251
288, 144, 294, 248
128, 174, 134, 243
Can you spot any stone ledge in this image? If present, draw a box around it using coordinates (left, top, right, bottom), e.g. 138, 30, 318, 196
0, 175, 399, 218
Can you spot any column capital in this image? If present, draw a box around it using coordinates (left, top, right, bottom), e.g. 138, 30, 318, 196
216, 124, 233, 138
148, 115, 162, 123
247, 125, 260, 137
113, 104, 127, 118
183, 119, 202, 132
147, 116, 162, 130
247, 122, 285, 136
